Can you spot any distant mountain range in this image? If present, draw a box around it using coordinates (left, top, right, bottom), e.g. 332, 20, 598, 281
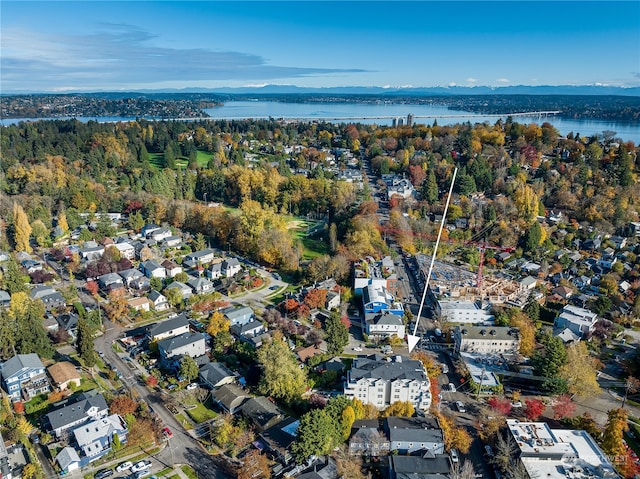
131, 84, 640, 96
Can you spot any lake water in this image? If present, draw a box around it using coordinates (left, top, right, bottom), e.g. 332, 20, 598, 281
203, 101, 640, 143
2, 100, 639, 143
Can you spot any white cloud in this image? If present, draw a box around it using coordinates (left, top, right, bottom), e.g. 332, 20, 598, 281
495, 78, 510, 83
448, 82, 457, 87
466, 77, 477, 84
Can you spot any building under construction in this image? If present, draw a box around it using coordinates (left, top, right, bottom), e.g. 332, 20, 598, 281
414, 255, 527, 307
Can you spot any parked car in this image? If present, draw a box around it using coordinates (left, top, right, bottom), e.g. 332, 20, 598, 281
441, 364, 449, 374
186, 383, 198, 390
485, 445, 494, 457
162, 427, 173, 438
511, 401, 523, 408
115, 461, 132, 472
134, 472, 151, 479
448, 383, 456, 392
455, 401, 466, 413
353, 346, 363, 352
94, 469, 114, 479
131, 461, 152, 473
450, 449, 459, 463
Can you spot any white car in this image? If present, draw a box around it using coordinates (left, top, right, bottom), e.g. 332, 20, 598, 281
115, 461, 132, 473
448, 383, 456, 392
450, 448, 459, 463
131, 461, 151, 473
455, 400, 466, 413
186, 383, 198, 390
352, 346, 363, 352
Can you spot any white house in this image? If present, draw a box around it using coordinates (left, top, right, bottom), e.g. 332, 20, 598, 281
436, 299, 494, 324
453, 326, 520, 355
222, 258, 242, 277
364, 311, 406, 339
147, 313, 190, 342
158, 332, 207, 365
344, 357, 431, 411
554, 305, 598, 338
140, 260, 166, 279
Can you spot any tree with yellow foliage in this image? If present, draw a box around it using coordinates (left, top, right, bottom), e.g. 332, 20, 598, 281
207, 311, 230, 337
12, 203, 32, 253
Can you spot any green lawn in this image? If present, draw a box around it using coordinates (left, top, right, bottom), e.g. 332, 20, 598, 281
196, 150, 213, 167
181, 465, 199, 479
300, 237, 330, 260
149, 153, 164, 169
185, 402, 217, 424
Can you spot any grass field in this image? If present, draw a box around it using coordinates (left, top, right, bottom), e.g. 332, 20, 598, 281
148, 150, 213, 170
301, 237, 330, 260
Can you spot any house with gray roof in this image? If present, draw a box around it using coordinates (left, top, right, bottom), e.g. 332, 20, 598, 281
43, 391, 109, 437
0, 430, 29, 479
212, 384, 251, 414
222, 258, 242, 277
240, 396, 284, 432
222, 305, 254, 326
73, 414, 127, 461
55, 446, 82, 474
30, 285, 65, 310
199, 362, 235, 389
388, 454, 451, 479
187, 276, 214, 294
148, 313, 190, 342
1, 353, 50, 401
344, 356, 431, 411
206, 261, 223, 280
151, 227, 172, 242
349, 420, 390, 456
97, 273, 124, 292
162, 235, 183, 248
230, 319, 265, 339
364, 311, 405, 339
158, 332, 206, 366
384, 416, 443, 454
185, 249, 217, 265
148, 290, 169, 311
140, 260, 166, 279
119, 268, 144, 287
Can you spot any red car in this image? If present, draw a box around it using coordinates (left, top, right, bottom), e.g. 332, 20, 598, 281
162, 427, 173, 438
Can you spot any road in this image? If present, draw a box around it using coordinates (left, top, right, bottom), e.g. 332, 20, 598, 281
94, 319, 232, 479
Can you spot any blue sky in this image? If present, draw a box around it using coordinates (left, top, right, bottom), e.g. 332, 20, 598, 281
2, 1, 639, 92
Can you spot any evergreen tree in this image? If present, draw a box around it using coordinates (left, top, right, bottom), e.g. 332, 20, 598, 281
532, 332, 567, 393
179, 355, 199, 382
1, 259, 28, 294
12, 203, 32, 253
257, 331, 307, 402
422, 169, 438, 203
77, 318, 97, 367
325, 310, 349, 356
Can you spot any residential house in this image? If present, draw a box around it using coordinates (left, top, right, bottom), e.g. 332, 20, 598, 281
598, 248, 617, 270
56, 312, 79, 335
164, 281, 192, 301
128, 297, 150, 312
506, 420, 619, 479
0, 431, 29, 479
187, 276, 214, 295
388, 455, 451, 479
141, 224, 161, 238
199, 362, 236, 389
30, 285, 65, 310
519, 276, 538, 290
222, 258, 242, 277
43, 392, 109, 437
162, 235, 183, 248
384, 416, 444, 455
364, 311, 406, 339
453, 326, 520, 355
554, 304, 599, 338
353, 256, 399, 298
97, 273, 125, 293
212, 384, 251, 414
47, 362, 81, 391
140, 260, 166, 279
119, 268, 144, 288
55, 446, 82, 474
185, 249, 217, 266
222, 305, 254, 327
148, 290, 170, 311
230, 319, 265, 340
79, 245, 105, 262
73, 414, 128, 461
344, 356, 431, 411
148, 313, 190, 342
326, 291, 341, 310
158, 332, 206, 365
349, 420, 390, 456
551, 286, 573, 300
206, 261, 223, 280
259, 416, 299, 466
150, 227, 172, 242
362, 284, 403, 316
113, 242, 136, 261
162, 259, 182, 278
240, 396, 284, 432
0, 353, 50, 401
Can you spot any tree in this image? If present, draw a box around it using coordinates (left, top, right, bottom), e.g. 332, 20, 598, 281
21, 464, 38, 479
523, 398, 546, 421
236, 450, 269, 479
450, 460, 477, 479
9, 293, 54, 359
325, 310, 348, 356
110, 395, 138, 415
558, 342, 601, 398
488, 396, 513, 416
334, 446, 367, 479
128, 210, 145, 232
193, 233, 207, 251
532, 332, 567, 393
77, 318, 97, 367
257, 331, 308, 402
552, 394, 576, 419
508, 310, 536, 357
304, 288, 327, 310
1, 259, 28, 295
602, 408, 628, 459
105, 289, 129, 322
411, 350, 442, 378
112, 432, 122, 452
207, 311, 230, 337
422, 169, 438, 203
382, 401, 415, 418
179, 356, 199, 382
292, 409, 339, 463
12, 203, 32, 253
450, 426, 473, 454
523, 221, 542, 254
17, 416, 33, 436
165, 287, 182, 308
341, 405, 355, 440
